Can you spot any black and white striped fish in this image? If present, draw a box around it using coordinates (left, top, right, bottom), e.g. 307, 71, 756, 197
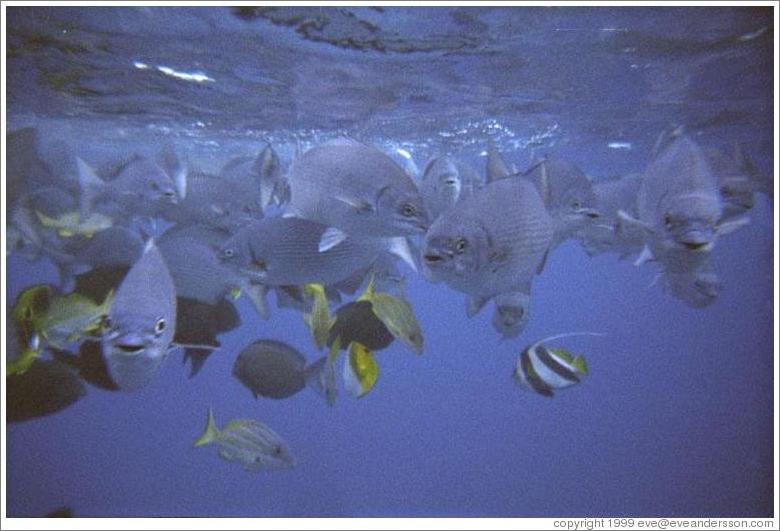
514, 333, 602, 397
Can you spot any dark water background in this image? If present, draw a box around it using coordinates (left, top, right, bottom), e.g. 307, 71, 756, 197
4, 6, 775, 517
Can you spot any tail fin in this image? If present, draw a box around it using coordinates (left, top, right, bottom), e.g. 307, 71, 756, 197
193, 407, 219, 447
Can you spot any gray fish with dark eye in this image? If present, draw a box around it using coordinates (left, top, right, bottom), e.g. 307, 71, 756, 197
285, 138, 430, 240
158, 227, 244, 305
327, 300, 394, 352
577, 173, 645, 258
419, 156, 482, 221
658, 257, 722, 309
422, 177, 554, 317
7, 358, 87, 423
165, 170, 262, 231
523, 156, 600, 246
101, 240, 177, 391
218, 217, 384, 288
633, 133, 724, 256
194, 408, 296, 472
78, 156, 179, 219
220, 143, 289, 209
492, 290, 532, 339
233, 339, 320, 399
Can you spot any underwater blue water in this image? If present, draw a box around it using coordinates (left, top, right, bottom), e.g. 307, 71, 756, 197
3, 6, 776, 518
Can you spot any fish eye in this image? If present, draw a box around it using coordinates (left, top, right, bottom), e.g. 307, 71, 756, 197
222, 248, 235, 259
455, 238, 468, 253
571, 200, 581, 210
103, 315, 113, 329
154, 318, 166, 335
401, 204, 416, 217
664, 213, 674, 229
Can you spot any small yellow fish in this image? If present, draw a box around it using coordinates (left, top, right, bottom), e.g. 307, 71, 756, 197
34, 290, 113, 349
35, 210, 113, 239
302, 283, 335, 350
194, 408, 296, 472
7, 285, 51, 377
343, 341, 379, 398
358, 276, 423, 354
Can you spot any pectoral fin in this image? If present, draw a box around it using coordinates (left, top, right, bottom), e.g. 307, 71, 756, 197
386, 237, 418, 272
319, 227, 348, 253
617, 210, 654, 233
633, 245, 655, 267
716, 216, 750, 236
335, 195, 374, 213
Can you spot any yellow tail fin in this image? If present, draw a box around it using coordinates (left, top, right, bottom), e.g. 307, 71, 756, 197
193, 407, 219, 447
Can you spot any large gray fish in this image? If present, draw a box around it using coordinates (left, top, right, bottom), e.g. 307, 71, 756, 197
523, 156, 600, 246
158, 227, 244, 305
418, 156, 482, 221
218, 217, 391, 288
491, 290, 532, 339
220, 143, 289, 209
78, 156, 179, 219
165, 170, 262, 231
285, 138, 429, 241
576, 173, 645, 258
622, 133, 742, 273
101, 240, 177, 391
422, 177, 554, 316
233, 339, 320, 399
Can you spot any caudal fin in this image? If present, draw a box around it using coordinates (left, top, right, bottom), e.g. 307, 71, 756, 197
193, 407, 219, 447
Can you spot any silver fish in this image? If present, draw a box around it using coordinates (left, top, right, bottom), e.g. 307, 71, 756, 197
422, 177, 554, 317
158, 228, 244, 305
79, 156, 178, 219
492, 290, 532, 339
218, 217, 383, 288
101, 240, 177, 391
635, 133, 724, 260
233, 339, 315, 399
165, 170, 261, 231
524, 156, 600, 246
419, 156, 482, 221
577, 173, 645, 258
285, 138, 429, 240
194, 408, 296, 472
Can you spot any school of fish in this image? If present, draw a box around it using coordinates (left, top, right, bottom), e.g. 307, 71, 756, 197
5, 126, 771, 472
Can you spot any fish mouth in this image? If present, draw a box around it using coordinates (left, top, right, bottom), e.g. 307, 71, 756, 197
423, 253, 446, 265
681, 241, 713, 252
115, 343, 145, 354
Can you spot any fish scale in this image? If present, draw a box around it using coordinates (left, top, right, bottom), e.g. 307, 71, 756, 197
158, 235, 241, 304
448, 177, 553, 295
242, 217, 380, 286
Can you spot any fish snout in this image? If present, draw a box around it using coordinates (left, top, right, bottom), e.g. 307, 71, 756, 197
677, 225, 715, 252
113, 333, 148, 355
